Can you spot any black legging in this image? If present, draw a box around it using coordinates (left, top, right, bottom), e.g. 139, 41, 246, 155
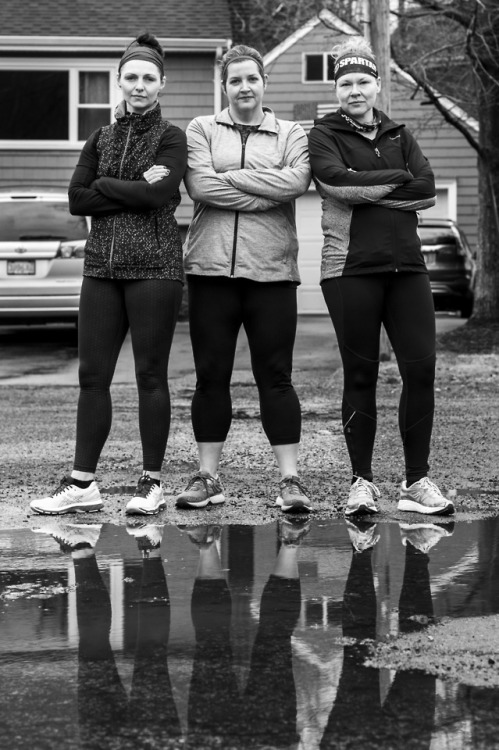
74, 276, 182, 473
187, 275, 301, 446
322, 272, 436, 484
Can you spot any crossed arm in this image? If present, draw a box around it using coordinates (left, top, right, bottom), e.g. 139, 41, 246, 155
69, 126, 187, 216
309, 125, 435, 212
184, 118, 311, 212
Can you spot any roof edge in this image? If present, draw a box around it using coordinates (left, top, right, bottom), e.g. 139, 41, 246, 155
0, 36, 231, 53
263, 17, 322, 67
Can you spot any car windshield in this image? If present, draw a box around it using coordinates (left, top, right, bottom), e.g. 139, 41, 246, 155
0, 202, 88, 242
418, 228, 457, 247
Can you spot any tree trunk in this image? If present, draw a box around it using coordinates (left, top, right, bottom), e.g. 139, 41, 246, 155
470, 6, 499, 323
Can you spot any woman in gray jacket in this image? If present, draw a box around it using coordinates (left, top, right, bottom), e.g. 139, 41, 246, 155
176, 45, 311, 513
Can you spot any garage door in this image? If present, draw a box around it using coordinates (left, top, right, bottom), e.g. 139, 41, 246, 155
295, 188, 327, 314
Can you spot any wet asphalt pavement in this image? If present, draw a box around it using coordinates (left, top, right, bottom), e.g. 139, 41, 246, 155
1, 516, 499, 749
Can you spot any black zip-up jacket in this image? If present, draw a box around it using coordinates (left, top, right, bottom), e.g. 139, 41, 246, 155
69, 102, 187, 280
308, 109, 435, 280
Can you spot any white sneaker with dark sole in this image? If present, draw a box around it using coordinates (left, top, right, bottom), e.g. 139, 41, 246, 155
30, 477, 103, 515
398, 477, 455, 516
126, 475, 166, 515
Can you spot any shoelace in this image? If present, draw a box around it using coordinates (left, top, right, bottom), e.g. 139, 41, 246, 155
353, 478, 380, 501
54, 477, 75, 495
186, 473, 212, 492
415, 477, 444, 497
281, 477, 308, 496
136, 475, 157, 497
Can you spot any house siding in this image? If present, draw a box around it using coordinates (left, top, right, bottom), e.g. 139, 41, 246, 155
0, 52, 220, 227
263, 22, 479, 251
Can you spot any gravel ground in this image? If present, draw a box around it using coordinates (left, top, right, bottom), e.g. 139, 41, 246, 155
1, 337, 498, 530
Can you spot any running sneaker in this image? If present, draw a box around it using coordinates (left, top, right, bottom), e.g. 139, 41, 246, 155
275, 475, 311, 513
398, 477, 455, 516
278, 516, 311, 546
30, 477, 103, 515
399, 521, 455, 553
33, 522, 102, 553
345, 477, 380, 517
126, 520, 164, 554
175, 471, 225, 509
126, 474, 166, 515
345, 518, 380, 552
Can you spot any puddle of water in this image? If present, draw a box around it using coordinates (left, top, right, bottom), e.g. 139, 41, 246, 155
1, 517, 499, 749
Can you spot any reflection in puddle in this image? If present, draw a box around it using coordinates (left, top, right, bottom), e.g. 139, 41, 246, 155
0, 517, 499, 748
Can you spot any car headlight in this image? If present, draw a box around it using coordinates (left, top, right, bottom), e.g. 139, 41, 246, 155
59, 241, 86, 259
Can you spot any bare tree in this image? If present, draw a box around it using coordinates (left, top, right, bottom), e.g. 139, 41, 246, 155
392, 0, 499, 323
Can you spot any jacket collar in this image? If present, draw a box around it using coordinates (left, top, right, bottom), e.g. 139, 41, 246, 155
114, 101, 162, 132
216, 106, 278, 134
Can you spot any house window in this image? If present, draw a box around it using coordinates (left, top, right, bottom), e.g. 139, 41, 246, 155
78, 72, 112, 140
303, 53, 335, 83
0, 62, 117, 148
0, 71, 69, 140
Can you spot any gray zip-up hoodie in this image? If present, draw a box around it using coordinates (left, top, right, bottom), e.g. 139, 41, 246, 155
183, 107, 311, 283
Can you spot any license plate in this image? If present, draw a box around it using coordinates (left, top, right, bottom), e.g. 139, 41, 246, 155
423, 252, 436, 265
7, 260, 36, 275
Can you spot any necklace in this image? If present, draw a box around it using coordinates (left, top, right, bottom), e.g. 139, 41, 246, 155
340, 109, 381, 133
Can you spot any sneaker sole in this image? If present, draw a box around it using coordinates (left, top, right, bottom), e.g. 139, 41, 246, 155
275, 497, 311, 514
125, 501, 166, 516
398, 499, 455, 516
344, 503, 379, 517
175, 494, 225, 509
29, 501, 104, 515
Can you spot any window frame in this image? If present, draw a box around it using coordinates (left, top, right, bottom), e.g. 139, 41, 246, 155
302, 52, 334, 85
0, 58, 120, 150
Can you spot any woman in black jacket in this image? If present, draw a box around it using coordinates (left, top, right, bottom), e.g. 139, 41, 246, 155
308, 37, 454, 518
30, 33, 187, 517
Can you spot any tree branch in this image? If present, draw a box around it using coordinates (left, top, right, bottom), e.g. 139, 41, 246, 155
393, 58, 482, 155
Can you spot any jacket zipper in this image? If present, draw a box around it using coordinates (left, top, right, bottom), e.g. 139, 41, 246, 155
371, 135, 399, 270
230, 131, 247, 277
109, 122, 132, 277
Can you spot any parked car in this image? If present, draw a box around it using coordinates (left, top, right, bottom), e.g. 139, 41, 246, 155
418, 217, 476, 318
0, 189, 88, 324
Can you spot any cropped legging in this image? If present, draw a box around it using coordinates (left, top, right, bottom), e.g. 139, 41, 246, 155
73, 276, 182, 473
322, 272, 436, 484
187, 275, 301, 446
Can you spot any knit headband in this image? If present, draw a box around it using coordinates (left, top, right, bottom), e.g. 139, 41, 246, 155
334, 54, 378, 81
221, 55, 265, 82
119, 43, 164, 77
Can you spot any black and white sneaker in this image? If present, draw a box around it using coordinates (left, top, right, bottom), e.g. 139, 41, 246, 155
30, 477, 103, 515
126, 474, 166, 515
